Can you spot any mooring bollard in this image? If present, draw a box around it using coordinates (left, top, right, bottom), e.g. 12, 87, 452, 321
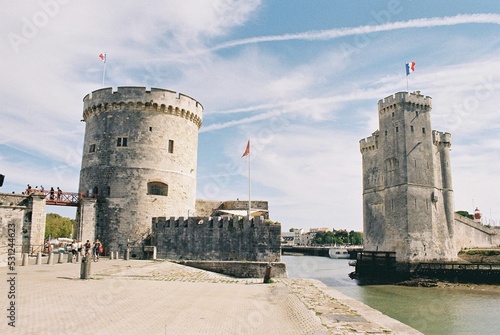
80, 256, 91, 279
22, 253, 29, 266
109, 251, 114, 260
67, 253, 73, 263
47, 252, 54, 265
124, 248, 130, 260
36, 252, 42, 265
263, 263, 272, 283
58, 252, 64, 264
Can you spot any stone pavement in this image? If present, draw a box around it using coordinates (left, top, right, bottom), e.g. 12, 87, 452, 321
1, 258, 422, 335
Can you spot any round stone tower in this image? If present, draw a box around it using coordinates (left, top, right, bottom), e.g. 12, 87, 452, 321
78, 87, 203, 255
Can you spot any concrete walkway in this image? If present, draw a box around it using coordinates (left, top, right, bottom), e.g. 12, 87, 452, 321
1, 258, 422, 335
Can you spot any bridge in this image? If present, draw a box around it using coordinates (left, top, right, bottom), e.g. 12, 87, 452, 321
34, 190, 90, 206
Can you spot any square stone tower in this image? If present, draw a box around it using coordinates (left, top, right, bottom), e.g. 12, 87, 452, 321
359, 91, 456, 263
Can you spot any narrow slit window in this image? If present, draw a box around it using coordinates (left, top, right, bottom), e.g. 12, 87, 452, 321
410, 125, 414, 133
89, 144, 96, 153
422, 128, 426, 134
168, 140, 174, 153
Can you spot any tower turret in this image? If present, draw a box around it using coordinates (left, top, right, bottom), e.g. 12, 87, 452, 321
77, 87, 203, 256
360, 91, 456, 264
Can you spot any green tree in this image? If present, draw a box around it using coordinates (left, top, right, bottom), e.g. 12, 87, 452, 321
45, 213, 73, 239
456, 210, 473, 220
348, 230, 363, 245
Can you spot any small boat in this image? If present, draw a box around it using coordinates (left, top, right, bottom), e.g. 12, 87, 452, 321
328, 246, 350, 259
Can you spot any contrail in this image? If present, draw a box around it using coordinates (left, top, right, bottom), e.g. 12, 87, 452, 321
209, 13, 500, 51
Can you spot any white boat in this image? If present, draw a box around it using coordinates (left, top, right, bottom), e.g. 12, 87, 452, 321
328, 247, 350, 259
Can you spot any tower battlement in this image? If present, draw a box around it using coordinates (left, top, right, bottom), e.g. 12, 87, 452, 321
83, 86, 203, 128
433, 130, 451, 146
378, 91, 432, 114
359, 131, 379, 153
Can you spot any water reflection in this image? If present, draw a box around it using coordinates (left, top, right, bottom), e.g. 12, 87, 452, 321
283, 255, 500, 335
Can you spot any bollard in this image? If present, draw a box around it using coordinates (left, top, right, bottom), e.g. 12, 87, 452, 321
124, 249, 130, 260
80, 256, 91, 279
36, 252, 42, 265
58, 252, 64, 264
22, 253, 29, 266
152, 246, 157, 260
47, 252, 54, 265
263, 263, 272, 283
67, 253, 73, 263
109, 251, 114, 260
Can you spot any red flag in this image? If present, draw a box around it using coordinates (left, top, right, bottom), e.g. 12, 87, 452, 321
99, 53, 106, 62
242, 140, 250, 157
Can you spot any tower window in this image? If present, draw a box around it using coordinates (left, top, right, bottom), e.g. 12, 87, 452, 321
168, 140, 174, 153
89, 144, 96, 153
117, 137, 128, 147
385, 130, 388, 136
149, 127, 153, 132
392, 112, 394, 118
148, 182, 168, 196
410, 125, 414, 133
422, 128, 426, 134
396, 126, 399, 133
416, 111, 419, 116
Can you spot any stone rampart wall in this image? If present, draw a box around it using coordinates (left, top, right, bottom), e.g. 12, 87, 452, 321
151, 216, 281, 262
174, 260, 287, 278
454, 213, 500, 250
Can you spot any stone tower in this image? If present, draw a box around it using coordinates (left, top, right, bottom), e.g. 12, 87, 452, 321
359, 91, 456, 263
78, 87, 203, 255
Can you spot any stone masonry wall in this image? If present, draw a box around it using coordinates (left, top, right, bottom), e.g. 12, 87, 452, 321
175, 260, 287, 278
0, 193, 46, 266
151, 216, 281, 262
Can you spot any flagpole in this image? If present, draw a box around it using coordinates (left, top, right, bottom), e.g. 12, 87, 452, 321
102, 55, 106, 87
248, 142, 251, 219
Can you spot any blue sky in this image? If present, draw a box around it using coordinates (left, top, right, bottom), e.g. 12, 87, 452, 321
1, 1, 499, 232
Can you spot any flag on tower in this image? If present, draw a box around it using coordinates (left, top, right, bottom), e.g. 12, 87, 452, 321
405, 61, 416, 76
99, 53, 106, 63
242, 140, 250, 157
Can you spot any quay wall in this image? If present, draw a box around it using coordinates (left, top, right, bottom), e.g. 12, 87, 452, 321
174, 260, 287, 278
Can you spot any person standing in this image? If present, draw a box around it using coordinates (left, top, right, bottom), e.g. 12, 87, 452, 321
71, 239, 78, 262
92, 239, 102, 262
84, 240, 92, 256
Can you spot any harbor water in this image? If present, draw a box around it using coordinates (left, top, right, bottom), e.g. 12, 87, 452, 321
283, 255, 500, 335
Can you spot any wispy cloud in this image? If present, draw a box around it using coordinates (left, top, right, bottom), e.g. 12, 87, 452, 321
197, 13, 500, 53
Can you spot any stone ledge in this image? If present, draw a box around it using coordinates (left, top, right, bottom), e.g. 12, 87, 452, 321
173, 260, 287, 278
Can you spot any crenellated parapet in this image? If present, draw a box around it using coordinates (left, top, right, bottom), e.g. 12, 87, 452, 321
359, 131, 379, 154
432, 130, 451, 147
151, 216, 281, 262
378, 91, 432, 115
82, 87, 203, 128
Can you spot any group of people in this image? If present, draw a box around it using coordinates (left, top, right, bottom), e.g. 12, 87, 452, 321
24, 184, 63, 200
71, 239, 103, 262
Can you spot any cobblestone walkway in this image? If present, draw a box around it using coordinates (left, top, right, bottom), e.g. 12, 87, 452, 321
1, 259, 422, 335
